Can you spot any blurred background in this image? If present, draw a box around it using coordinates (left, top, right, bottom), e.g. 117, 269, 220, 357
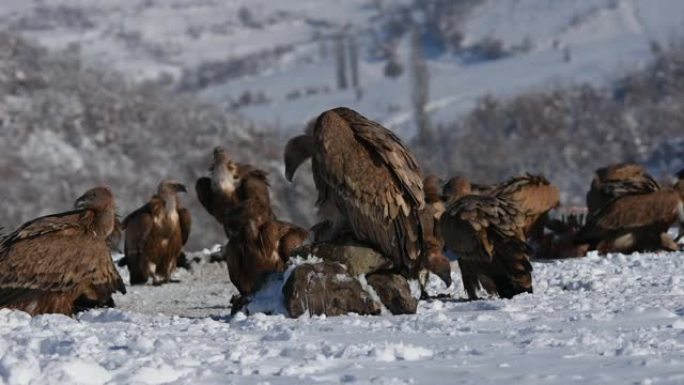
1, 0, 683, 249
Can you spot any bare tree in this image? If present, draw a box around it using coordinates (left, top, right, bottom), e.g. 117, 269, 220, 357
335, 34, 348, 90
349, 35, 360, 90
410, 27, 432, 145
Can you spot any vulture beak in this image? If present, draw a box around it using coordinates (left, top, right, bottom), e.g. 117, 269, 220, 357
74, 194, 90, 209
173, 183, 188, 193
284, 134, 313, 182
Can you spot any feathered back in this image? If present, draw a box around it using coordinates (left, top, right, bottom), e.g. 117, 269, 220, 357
311, 107, 426, 275
587, 163, 660, 214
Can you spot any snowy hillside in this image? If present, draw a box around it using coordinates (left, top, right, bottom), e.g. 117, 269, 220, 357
3, 0, 684, 137
1, 250, 684, 384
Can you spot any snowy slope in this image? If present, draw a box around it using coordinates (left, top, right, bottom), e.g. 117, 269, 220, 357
3, 0, 684, 138
2, 250, 684, 385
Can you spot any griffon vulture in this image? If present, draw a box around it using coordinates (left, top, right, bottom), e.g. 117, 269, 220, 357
195, 147, 271, 236
575, 189, 683, 254
490, 174, 561, 243
223, 198, 309, 311
586, 163, 659, 215
440, 194, 533, 300
122, 180, 191, 285
284, 107, 450, 287
0, 187, 125, 316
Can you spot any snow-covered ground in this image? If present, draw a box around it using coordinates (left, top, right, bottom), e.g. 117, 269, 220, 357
3, 0, 684, 137
2, 250, 684, 385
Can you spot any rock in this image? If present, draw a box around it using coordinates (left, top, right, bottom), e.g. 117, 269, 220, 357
282, 262, 382, 318
366, 273, 418, 315
292, 243, 393, 276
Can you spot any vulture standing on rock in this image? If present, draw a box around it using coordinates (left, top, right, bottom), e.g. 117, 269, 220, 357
195, 147, 271, 236
122, 179, 191, 285
440, 192, 533, 300
586, 163, 660, 215
574, 189, 683, 254
0, 187, 125, 316
284, 107, 451, 289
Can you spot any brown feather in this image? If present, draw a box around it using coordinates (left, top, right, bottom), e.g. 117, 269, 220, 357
576, 189, 682, 253
292, 107, 427, 277
0, 187, 124, 316
440, 194, 532, 300
123, 180, 189, 285
586, 163, 660, 215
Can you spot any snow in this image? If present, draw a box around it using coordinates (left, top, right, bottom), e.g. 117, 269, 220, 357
2, 250, 684, 384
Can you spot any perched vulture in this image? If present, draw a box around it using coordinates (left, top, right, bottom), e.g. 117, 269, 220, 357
490, 174, 561, 242
195, 147, 271, 236
122, 180, 191, 285
575, 189, 683, 254
586, 163, 659, 215
440, 194, 533, 300
284, 107, 450, 287
0, 187, 125, 316
223, 198, 308, 309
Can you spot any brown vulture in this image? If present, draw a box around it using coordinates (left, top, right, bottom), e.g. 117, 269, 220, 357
195, 147, 271, 237
0, 187, 125, 316
490, 174, 561, 247
574, 189, 683, 254
440, 194, 533, 300
223, 199, 308, 298
586, 163, 659, 215
284, 107, 451, 289
122, 180, 191, 285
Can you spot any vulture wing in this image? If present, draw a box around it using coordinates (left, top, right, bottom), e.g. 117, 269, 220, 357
440, 195, 532, 299
315, 107, 425, 273
576, 189, 681, 244
0, 210, 124, 311
195, 177, 216, 219
178, 207, 192, 246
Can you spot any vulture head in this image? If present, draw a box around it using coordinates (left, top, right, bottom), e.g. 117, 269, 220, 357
443, 176, 472, 203
74, 186, 117, 238
75, 186, 115, 212
157, 179, 188, 195
211, 146, 240, 189
423, 175, 445, 204
284, 134, 314, 182
423, 236, 452, 288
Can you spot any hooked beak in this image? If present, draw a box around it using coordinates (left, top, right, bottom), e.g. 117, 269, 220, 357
174, 183, 188, 193
74, 195, 89, 209
284, 134, 313, 183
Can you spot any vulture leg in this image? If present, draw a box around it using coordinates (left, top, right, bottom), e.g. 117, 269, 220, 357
458, 260, 481, 300
127, 249, 150, 285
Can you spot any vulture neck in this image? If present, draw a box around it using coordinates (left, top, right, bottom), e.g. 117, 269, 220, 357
160, 192, 179, 214
91, 207, 116, 240
211, 164, 237, 193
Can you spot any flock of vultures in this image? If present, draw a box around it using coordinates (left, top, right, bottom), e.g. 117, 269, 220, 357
0, 107, 683, 316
